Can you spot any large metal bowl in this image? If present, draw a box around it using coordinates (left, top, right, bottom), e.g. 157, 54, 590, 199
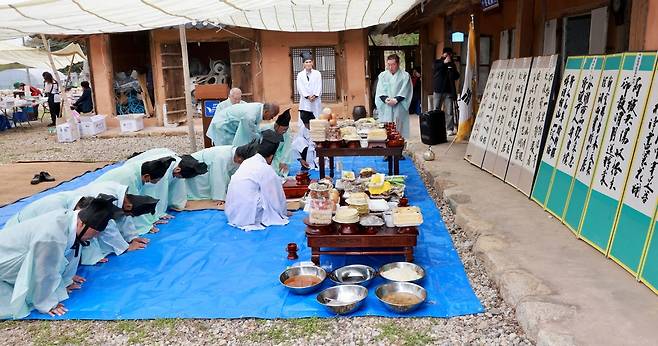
378, 262, 425, 283
375, 282, 427, 313
329, 264, 376, 286
316, 284, 368, 315
279, 266, 327, 295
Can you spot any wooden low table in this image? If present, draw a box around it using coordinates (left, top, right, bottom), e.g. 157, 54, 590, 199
306, 227, 417, 265
316, 146, 404, 178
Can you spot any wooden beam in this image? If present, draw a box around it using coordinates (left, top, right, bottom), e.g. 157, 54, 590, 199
513, 0, 535, 58
179, 25, 197, 152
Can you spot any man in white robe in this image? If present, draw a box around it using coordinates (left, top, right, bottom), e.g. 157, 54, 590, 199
225, 130, 290, 231
292, 110, 317, 170
186, 140, 259, 204
217, 87, 246, 113
206, 102, 279, 147
297, 51, 323, 117
375, 54, 413, 138
0, 197, 117, 318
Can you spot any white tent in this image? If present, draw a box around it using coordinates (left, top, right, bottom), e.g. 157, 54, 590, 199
0, 0, 419, 38
0, 41, 81, 71
0, 68, 64, 89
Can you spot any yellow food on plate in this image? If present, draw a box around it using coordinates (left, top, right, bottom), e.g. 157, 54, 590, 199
368, 181, 391, 195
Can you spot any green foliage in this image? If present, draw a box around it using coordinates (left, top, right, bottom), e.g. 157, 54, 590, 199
370, 33, 420, 46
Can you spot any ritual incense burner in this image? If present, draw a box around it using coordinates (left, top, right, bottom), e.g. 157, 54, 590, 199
287, 242, 299, 260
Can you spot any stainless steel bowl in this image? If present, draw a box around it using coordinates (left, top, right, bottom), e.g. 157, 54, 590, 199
279, 266, 327, 295
316, 284, 368, 315
375, 282, 427, 313
329, 264, 376, 286
378, 262, 426, 283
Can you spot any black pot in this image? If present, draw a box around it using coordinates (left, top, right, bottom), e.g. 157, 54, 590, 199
352, 105, 367, 120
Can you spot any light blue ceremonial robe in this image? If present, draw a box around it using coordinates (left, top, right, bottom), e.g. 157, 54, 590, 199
3, 182, 132, 265
0, 209, 79, 319
187, 145, 238, 201
125, 148, 186, 213
261, 123, 293, 177
217, 99, 246, 113
206, 102, 264, 147
375, 69, 412, 138
94, 162, 153, 235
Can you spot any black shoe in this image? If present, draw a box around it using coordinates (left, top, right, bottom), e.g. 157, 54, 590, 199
30, 174, 41, 185
400, 156, 406, 161
383, 156, 390, 162
47, 122, 56, 127
40, 171, 55, 182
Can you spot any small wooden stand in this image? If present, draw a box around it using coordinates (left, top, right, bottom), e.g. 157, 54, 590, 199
306, 226, 417, 265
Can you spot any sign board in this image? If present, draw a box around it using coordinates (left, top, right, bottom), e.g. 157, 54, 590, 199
481, 0, 500, 11
579, 52, 657, 253
204, 100, 221, 118
531, 56, 585, 205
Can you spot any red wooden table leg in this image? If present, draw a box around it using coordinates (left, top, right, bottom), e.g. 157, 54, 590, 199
405, 247, 414, 262
311, 248, 321, 265
319, 155, 326, 178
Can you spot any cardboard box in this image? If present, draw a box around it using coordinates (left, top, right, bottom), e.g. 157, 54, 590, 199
118, 113, 145, 133
57, 122, 81, 143
80, 115, 106, 137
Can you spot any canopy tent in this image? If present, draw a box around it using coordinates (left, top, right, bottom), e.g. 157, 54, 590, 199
0, 41, 83, 72
0, 68, 64, 89
0, 0, 419, 38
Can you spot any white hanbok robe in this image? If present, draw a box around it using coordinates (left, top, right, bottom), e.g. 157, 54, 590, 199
291, 120, 317, 169
375, 69, 413, 138
297, 69, 323, 116
206, 103, 264, 147
0, 209, 79, 319
186, 145, 239, 201
225, 154, 288, 231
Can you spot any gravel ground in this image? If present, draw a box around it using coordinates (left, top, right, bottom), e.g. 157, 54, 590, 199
0, 126, 531, 345
0, 122, 202, 164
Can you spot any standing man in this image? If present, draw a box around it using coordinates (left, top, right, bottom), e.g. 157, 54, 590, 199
375, 54, 413, 138
297, 52, 323, 117
433, 47, 460, 136
217, 87, 245, 112
206, 102, 280, 147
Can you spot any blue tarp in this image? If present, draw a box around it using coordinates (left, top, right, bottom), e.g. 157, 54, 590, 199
0, 157, 483, 319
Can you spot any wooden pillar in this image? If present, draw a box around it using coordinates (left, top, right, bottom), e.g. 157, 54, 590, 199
421, 16, 446, 111
88, 34, 115, 116
629, 0, 651, 50
513, 0, 535, 58
149, 31, 164, 125
644, 0, 658, 50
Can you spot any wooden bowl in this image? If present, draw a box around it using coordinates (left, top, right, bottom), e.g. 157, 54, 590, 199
304, 217, 335, 235
336, 222, 360, 235
328, 140, 343, 149
345, 140, 360, 149
387, 138, 405, 147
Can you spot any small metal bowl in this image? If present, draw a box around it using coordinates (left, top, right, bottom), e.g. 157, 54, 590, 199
316, 284, 368, 315
378, 262, 425, 283
329, 264, 376, 286
375, 282, 427, 313
279, 266, 327, 295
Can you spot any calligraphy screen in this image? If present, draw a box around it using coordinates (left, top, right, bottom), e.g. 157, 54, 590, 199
609, 63, 658, 275
531, 56, 585, 206
579, 52, 657, 254
482, 59, 522, 173
465, 59, 511, 166
563, 54, 624, 233
544, 56, 605, 218
491, 57, 533, 179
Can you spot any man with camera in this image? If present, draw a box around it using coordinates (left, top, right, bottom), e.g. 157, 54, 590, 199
433, 47, 460, 136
